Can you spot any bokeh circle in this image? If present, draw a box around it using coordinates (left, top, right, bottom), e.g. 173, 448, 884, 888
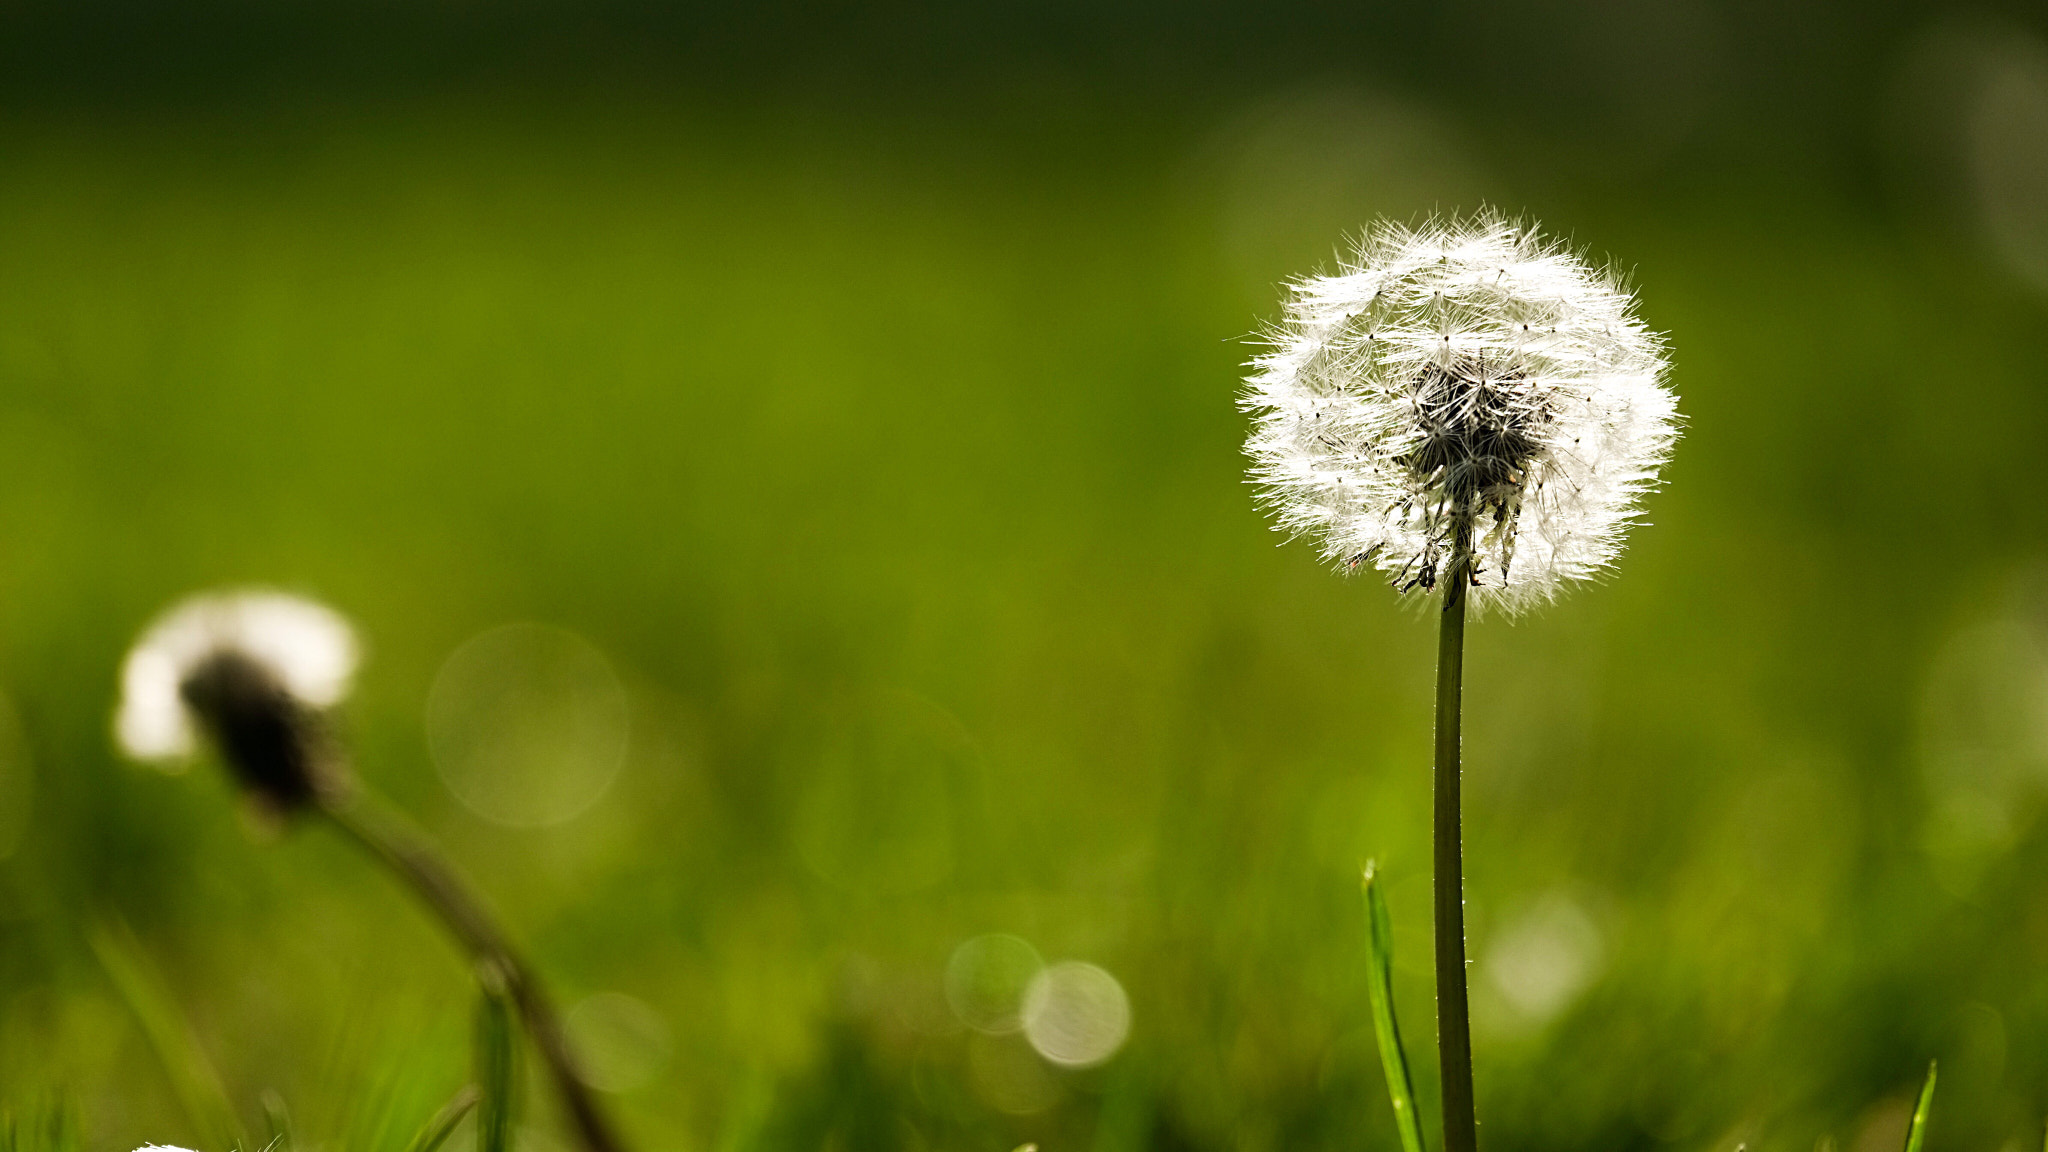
1021, 961, 1130, 1068
427, 623, 629, 828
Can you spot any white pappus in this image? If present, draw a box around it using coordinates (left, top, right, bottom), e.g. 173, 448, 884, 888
1241, 213, 1679, 616
116, 590, 358, 764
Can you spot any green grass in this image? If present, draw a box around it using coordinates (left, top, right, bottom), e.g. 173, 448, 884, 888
1905, 1063, 1936, 1152
399, 1087, 476, 1152
0, 89, 2041, 1151
1362, 865, 1425, 1152
85, 919, 244, 1151
472, 988, 516, 1152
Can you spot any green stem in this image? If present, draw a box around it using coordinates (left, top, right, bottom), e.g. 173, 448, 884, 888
320, 793, 626, 1152
1434, 526, 1479, 1152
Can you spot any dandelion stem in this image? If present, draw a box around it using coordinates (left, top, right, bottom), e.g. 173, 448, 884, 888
1433, 518, 1479, 1152
319, 793, 625, 1152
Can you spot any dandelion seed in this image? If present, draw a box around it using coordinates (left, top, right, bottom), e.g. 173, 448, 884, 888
1242, 211, 1679, 615
115, 590, 358, 812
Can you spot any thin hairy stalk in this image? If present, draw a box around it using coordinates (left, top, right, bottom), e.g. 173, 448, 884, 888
319, 793, 625, 1152
1433, 513, 1479, 1152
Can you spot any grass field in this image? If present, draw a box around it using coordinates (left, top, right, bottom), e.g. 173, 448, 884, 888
0, 61, 2046, 1150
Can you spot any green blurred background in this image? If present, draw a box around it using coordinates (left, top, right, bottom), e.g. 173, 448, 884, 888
3, 0, 2048, 1148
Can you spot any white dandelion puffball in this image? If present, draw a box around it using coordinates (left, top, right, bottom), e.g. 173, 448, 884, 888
116, 589, 359, 764
1242, 214, 1679, 616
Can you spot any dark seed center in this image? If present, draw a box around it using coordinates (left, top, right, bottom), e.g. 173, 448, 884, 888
1386, 357, 1551, 594
1398, 358, 1547, 502
179, 649, 329, 811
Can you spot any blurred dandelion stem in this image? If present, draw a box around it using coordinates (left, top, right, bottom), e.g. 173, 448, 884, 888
1432, 521, 1479, 1152
320, 793, 625, 1152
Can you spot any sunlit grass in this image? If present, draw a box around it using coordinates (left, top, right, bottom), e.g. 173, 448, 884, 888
0, 91, 2040, 1150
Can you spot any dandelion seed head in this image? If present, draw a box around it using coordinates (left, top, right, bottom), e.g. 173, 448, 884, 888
115, 590, 358, 808
1241, 212, 1679, 615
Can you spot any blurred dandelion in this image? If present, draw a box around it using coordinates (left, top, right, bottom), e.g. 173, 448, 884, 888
114, 589, 628, 1152
1242, 213, 1677, 1152
116, 590, 358, 812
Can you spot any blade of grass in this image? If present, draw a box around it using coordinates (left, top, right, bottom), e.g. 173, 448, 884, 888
475, 980, 520, 1152
402, 1086, 480, 1152
1363, 863, 1428, 1152
1903, 1061, 1935, 1152
86, 918, 246, 1151
35, 1096, 75, 1152
261, 1089, 295, 1152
